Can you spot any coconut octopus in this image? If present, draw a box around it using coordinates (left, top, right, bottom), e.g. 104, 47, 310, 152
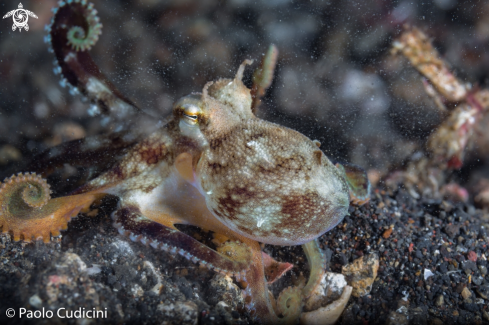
0, 1, 370, 323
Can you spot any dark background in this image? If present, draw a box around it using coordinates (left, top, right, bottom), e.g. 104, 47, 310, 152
1, 0, 488, 192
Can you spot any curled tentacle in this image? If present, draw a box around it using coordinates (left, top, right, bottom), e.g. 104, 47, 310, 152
0, 172, 103, 242
0, 173, 51, 211
276, 286, 303, 322
16, 173, 51, 208
46, 0, 147, 129
65, 6, 102, 52
0, 173, 53, 232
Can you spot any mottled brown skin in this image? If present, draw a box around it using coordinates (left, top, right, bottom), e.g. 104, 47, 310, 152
197, 115, 350, 245
0, 1, 370, 324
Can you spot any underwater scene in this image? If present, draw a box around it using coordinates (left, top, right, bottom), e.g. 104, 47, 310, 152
1, 0, 489, 324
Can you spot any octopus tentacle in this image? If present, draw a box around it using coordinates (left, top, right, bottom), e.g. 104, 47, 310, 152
302, 239, 327, 298
251, 44, 279, 112
75, 128, 173, 194
27, 132, 141, 178
17, 173, 51, 208
0, 173, 103, 243
65, 9, 101, 52
46, 0, 148, 128
216, 240, 252, 268
113, 204, 302, 323
239, 239, 302, 324
112, 206, 250, 279
276, 286, 303, 322
261, 251, 294, 284
241, 240, 327, 323
336, 162, 371, 205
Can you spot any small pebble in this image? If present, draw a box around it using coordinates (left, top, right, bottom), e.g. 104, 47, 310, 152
461, 287, 472, 300
435, 294, 444, 307
29, 294, 43, 309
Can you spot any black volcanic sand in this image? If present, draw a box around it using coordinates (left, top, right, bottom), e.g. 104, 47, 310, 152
327, 189, 489, 325
1, 188, 489, 324
2, 0, 489, 324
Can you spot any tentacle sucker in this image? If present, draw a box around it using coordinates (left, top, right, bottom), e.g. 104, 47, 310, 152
0, 172, 102, 242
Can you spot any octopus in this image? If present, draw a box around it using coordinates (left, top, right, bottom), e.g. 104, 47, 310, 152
0, 1, 370, 323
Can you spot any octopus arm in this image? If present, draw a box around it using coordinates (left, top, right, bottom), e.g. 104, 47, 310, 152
27, 132, 141, 178
240, 238, 303, 324
109, 167, 304, 324
251, 44, 279, 112
336, 162, 371, 205
0, 173, 105, 242
112, 205, 256, 277
48, 1, 154, 129
244, 240, 327, 324
302, 239, 328, 298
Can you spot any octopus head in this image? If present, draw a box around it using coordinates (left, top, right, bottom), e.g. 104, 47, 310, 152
172, 63, 350, 245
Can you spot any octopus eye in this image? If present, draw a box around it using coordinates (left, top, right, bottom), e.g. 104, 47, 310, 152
183, 105, 200, 125
173, 95, 203, 126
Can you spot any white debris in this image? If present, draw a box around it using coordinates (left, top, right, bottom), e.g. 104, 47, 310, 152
402, 290, 409, 301
111, 238, 134, 255
144, 261, 164, 295
85, 264, 102, 275
424, 268, 435, 280
131, 284, 144, 298
29, 294, 43, 309
396, 305, 408, 314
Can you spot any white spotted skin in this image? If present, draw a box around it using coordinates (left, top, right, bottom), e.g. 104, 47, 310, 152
196, 118, 350, 246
